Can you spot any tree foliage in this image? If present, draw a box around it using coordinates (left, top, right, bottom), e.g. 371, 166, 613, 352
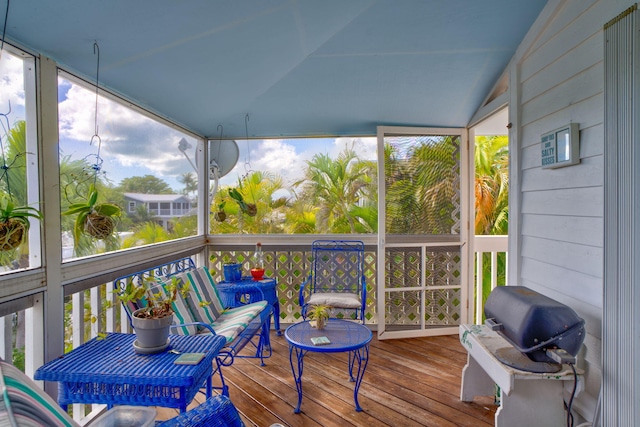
117, 175, 174, 194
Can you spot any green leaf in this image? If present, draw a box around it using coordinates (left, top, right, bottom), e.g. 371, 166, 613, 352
88, 190, 98, 207
94, 203, 121, 216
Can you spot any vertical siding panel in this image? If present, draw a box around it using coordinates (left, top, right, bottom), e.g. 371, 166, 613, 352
603, 5, 640, 426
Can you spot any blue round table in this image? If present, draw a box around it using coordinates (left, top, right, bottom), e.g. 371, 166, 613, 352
217, 276, 281, 335
285, 319, 372, 413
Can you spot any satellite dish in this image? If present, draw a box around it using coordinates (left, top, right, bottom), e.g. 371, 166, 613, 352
209, 139, 239, 178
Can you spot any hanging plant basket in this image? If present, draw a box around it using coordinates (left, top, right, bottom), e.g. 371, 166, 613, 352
0, 219, 26, 251
84, 212, 116, 240
62, 184, 121, 244
0, 198, 42, 252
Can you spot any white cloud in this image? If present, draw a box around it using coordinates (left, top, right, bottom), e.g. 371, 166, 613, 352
0, 52, 27, 125
58, 80, 198, 188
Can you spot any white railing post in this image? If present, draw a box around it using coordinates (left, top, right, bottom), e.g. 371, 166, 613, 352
472, 235, 508, 324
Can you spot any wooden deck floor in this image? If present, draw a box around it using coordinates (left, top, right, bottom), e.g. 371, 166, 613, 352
156, 331, 497, 427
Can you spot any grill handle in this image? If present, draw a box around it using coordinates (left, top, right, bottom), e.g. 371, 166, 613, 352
485, 318, 503, 331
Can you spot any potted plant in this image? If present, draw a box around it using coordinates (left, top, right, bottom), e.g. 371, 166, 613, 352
221, 254, 242, 282
62, 183, 121, 245
307, 304, 330, 330
0, 195, 43, 252
228, 187, 257, 217
214, 201, 227, 222
118, 276, 188, 353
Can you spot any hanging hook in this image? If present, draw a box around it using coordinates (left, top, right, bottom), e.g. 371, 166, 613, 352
92, 41, 101, 140
91, 41, 104, 185
244, 113, 252, 173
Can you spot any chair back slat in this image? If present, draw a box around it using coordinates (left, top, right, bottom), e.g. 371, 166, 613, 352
311, 240, 364, 294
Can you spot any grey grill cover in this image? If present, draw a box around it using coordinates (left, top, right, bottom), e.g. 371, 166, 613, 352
484, 286, 585, 363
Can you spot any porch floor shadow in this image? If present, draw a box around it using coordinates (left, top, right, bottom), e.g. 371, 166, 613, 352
155, 331, 497, 427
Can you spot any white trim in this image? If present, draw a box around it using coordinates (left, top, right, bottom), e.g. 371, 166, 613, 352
376, 126, 468, 340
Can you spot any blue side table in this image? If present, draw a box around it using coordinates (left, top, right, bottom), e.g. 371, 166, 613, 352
34, 333, 226, 412
285, 319, 372, 413
217, 276, 281, 335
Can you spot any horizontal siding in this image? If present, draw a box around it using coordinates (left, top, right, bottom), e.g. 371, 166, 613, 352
521, 235, 602, 277
512, 0, 616, 422
521, 0, 601, 82
520, 93, 604, 150
521, 63, 603, 126
521, 186, 602, 217
521, 215, 603, 247
521, 30, 602, 103
521, 156, 603, 190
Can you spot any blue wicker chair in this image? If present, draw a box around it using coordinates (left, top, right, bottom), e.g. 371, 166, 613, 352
157, 395, 245, 427
299, 240, 367, 323
0, 358, 245, 427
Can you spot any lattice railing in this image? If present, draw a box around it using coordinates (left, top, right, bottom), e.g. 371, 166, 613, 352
209, 247, 378, 323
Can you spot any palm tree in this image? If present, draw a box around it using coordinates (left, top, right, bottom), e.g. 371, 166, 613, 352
122, 222, 170, 248
295, 145, 375, 233
178, 172, 197, 197
384, 136, 459, 235
474, 135, 509, 313
474, 135, 508, 235
210, 171, 286, 234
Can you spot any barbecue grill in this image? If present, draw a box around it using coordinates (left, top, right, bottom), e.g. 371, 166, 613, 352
484, 286, 585, 372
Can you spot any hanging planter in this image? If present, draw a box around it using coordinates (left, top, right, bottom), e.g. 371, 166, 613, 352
0, 197, 43, 252
228, 187, 257, 217
62, 183, 121, 244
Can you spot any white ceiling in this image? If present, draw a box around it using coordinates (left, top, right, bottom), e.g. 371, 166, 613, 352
2, 0, 547, 139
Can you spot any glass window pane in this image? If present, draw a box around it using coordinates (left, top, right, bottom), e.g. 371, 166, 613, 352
209, 137, 377, 234
384, 135, 461, 236
58, 75, 199, 260
0, 49, 41, 273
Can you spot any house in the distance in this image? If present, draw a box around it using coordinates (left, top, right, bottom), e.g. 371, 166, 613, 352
123, 193, 193, 229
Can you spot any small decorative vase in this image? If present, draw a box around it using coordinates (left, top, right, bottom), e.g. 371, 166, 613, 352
251, 268, 265, 281
223, 263, 242, 282
316, 317, 325, 330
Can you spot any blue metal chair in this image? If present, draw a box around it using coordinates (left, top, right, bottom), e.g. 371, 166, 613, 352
299, 240, 367, 323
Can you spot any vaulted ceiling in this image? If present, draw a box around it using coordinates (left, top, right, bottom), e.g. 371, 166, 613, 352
3, 0, 547, 138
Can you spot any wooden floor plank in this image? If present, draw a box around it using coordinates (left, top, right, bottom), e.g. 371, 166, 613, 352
154, 331, 497, 427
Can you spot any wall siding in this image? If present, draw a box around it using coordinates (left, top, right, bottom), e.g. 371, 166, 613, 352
510, 0, 628, 422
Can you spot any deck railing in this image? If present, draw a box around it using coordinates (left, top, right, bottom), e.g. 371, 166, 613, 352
473, 235, 508, 323
3, 235, 508, 421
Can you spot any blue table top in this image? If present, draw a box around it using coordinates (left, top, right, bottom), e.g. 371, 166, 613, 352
34, 333, 226, 386
285, 319, 372, 353
218, 277, 276, 289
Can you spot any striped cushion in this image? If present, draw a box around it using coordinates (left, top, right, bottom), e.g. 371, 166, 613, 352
2, 360, 77, 427
210, 302, 268, 344
146, 277, 198, 335
178, 267, 225, 327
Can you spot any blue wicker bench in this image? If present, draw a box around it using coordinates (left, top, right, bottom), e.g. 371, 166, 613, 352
114, 258, 273, 395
